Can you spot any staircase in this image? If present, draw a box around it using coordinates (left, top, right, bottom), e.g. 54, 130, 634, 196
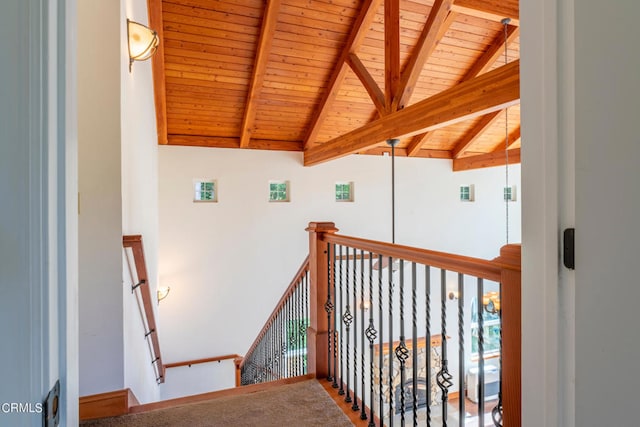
80, 376, 352, 426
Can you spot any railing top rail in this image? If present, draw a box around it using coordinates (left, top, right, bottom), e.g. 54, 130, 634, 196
165, 354, 241, 369
123, 234, 165, 383
240, 255, 310, 369
322, 233, 502, 282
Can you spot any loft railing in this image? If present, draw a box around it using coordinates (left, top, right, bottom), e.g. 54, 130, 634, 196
308, 222, 521, 427
238, 222, 521, 426
238, 256, 310, 385
123, 235, 165, 383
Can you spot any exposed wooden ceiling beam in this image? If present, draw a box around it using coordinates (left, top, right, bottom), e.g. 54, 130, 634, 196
240, 0, 281, 148
385, 0, 400, 109
461, 25, 519, 82
451, 0, 519, 26
453, 148, 520, 171
491, 125, 521, 151
406, 133, 434, 157
392, 0, 455, 111
452, 111, 502, 158
168, 135, 302, 152
304, 60, 520, 166
303, 0, 382, 149
148, 0, 168, 145
363, 146, 452, 159
347, 53, 386, 116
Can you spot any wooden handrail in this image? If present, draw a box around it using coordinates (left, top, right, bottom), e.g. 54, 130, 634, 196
122, 235, 165, 383
165, 354, 241, 369
322, 233, 502, 282
239, 255, 310, 370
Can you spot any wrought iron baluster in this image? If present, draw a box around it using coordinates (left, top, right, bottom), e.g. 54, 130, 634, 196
352, 249, 359, 411
478, 278, 485, 426
295, 280, 300, 377
411, 262, 418, 427
425, 265, 431, 425
286, 289, 291, 378
395, 260, 409, 427
338, 245, 345, 396
360, 249, 367, 419
305, 271, 309, 374
492, 282, 503, 427
458, 273, 465, 427
344, 247, 353, 404
326, 243, 334, 381
388, 257, 394, 427
299, 279, 304, 376
437, 269, 453, 426
378, 254, 385, 426
332, 244, 339, 389
366, 252, 377, 427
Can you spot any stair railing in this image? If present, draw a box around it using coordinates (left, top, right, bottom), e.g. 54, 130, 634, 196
239, 222, 521, 426
306, 222, 521, 427
123, 235, 165, 383
237, 256, 310, 385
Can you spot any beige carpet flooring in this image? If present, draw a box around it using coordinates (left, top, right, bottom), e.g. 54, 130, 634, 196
81, 380, 353, 427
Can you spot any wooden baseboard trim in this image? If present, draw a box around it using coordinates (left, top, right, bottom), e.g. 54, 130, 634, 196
79, 388, 139, 421
130, 374, 314, 414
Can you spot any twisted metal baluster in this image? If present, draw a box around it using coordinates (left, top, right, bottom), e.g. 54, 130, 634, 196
457, 273, 465, 427
338, 245, 345, 396
294, 282, 299, 377
437, 269, 453, 426
293, 285, 299, 377
395, 260, 409, 427
378, 254, 385, 426
304, 273, 309, 373
352, 248, 360, 411
478, 278, 485, 426
360, 249, 367, 420
388, 257, 395, 427
344, 247, 353, 403
492, 282, 504, 427
325, 243, 334, 381
366, 252, 377, 427
332, 245, 339, 389
425, 265, 432, 425
411, 262, 418, 427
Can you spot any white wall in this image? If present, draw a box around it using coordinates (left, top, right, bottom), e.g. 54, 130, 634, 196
574, 2, 640, 426
78, 0, 125, 395
161, 361, 236, 400
157, 147, 520, 394
120, 0, 162, 404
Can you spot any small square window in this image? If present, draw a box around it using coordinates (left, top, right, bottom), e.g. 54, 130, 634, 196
335, 182, 354, 202
460, 185, 475, 202
269, 181, 289, 202
194, 180, 217, 202
504, 185, 517, 202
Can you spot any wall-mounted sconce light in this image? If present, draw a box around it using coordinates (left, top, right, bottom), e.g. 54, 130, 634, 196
127, 19, 159, 72
157, 286, 171, 304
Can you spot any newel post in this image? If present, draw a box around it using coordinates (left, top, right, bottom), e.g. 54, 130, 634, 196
496, 244, 522, 427
306, 222, 339, 379
233, 356, 243, 387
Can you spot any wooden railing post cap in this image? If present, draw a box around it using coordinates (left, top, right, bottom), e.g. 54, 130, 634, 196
233, 356, 243, 367
306, 222, 339, 233
495, 243, 521, 270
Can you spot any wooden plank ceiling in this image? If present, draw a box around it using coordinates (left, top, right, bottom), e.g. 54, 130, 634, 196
149, 0, 520, 171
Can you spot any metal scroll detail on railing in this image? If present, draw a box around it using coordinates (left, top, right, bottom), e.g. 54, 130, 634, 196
240, 257, 310, 385
318, 230, 517, 427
